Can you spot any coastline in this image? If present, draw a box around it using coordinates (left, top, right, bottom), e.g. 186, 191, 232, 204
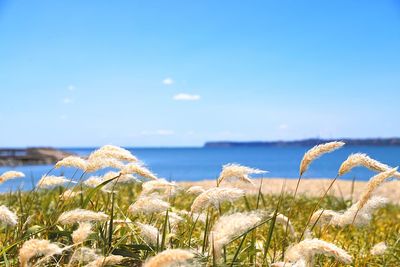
180, 177, 400, 205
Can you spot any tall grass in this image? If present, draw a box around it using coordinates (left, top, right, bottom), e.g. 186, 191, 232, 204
0, 143, 399, 266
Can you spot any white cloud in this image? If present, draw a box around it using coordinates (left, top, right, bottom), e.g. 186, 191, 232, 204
162, 78, 174, 85
141, 129, 175, 136
173, 93, 201, 101
63, 97, 73, 104
278, 124, 289, 130
68, 85, 76, 91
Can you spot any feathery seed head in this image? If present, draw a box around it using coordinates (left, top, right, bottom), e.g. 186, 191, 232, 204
370, 242, 387, 256
60, 189, 81, 200
0, 170, 25, 184
143, 249, 195, 267
55, 156, 87, 170
136, 222, 160, 246
217, 163, 267, 185
58, 209, 109, 225
190, 187, 245, 213
72, 222, 93, 244
186, 186, 205, 195
19, 239, 63, 267
121, 163, 158, 180
300, 141, 345, 176
128, 196, 170, 215
85, 255, 125, 267
36, 175, 72, 189
88, 145, 138, 162
0, 205, 18, 226
86, 157, 124, 172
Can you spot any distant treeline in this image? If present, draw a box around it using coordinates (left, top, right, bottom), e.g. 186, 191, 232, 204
204, 138, 400, 147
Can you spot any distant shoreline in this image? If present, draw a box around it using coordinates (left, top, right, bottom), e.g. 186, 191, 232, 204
204, 138, 400, 148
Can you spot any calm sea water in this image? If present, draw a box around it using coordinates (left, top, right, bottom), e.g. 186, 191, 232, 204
1, 146, 400, 192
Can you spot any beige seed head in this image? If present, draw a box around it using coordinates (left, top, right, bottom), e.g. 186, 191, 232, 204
186, 186, 205, 195
84, 255, 125, 267
338, 153, 400, 177
86, 157, 125, 172
88, 144, 138, 162
121, 163, 158, 180
190, 187, 245, 213
300, 141, 345, 176
0, 205, 18, 226
370, 242, 387, 256
136, 222, 160, 246
210, 211, 264, 259
36, 175, 73, 189
217, 163, 267, 185
357, 167, 398, 210
285, 238, 352, 265
128, 196, 170, 215
141, 179, 176, 195
0, 171, 25, 184
19, 239, 63, 267
83, 176, 103, 188
72, 222, 93, 244
69, 247, 99, 265
274, 213, 297, 239
143, 249, 195, 267
60, 189, 81, 200
58, 209, 109, 225
55, 156, 87, 170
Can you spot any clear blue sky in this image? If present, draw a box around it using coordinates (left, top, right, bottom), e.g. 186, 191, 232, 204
0, 0, 399, 147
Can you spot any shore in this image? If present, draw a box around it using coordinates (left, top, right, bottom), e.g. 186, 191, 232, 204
180, 177, 400, 205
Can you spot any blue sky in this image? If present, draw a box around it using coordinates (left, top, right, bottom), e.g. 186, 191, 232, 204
0, 1, 399, 147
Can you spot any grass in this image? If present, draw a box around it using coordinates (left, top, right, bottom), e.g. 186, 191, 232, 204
0, 178, 399, 266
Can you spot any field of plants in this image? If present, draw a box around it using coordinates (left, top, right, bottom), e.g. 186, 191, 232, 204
0, 142, 399, 266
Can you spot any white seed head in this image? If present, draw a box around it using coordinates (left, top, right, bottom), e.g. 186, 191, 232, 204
338, 153, 400, 178
84, 255, 125, 267
190, 187, 244, 213
60, 189, 81, 200
186, 186, 205, 195
19, 239, 63, 267
0, 171, 25, 184
72, 222, 93, 244
88, 145, 138, 162
300, 141, 345, 176
217, 163, 267, 185
128, 196, 170, 215
55, 156, 87, 170
143, 249, 194, 267
86, 157, 124, 172
0, 205, 18, 226
136, 222, 160, 246
370, 242, 387, 256
83, 176, 103, 188
121, 163, 158, 180
58, 209, 109, 225
210, 211, 264, 259
285, 238, 352, 265
36, 175, 72, 189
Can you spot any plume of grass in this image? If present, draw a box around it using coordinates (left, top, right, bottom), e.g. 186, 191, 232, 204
72, 222, 93, 244
357, 167, 398, 210
85, 157, 124, 173
84, 255, 125, 267
60, 189, 82, 200
69, 247, 99, 266
186, 185, 205, 195
141, 179, 176, 196
58, 209, 109, 225
338, 153, 400, 177
83, 176, 103, 188
143, 249, 195, 267
210, 211, 264, 260
217, 163, 267, 186
300, 141, 345, 176
0, 205, 18, 227
55, 156, 87, 170
36, 175, 74, 189
128, 196, 170, 215
311, 196, 388, 227
136, 222, 160, 246
370, 242, 387, 256
190, 187, 245, 213
121, 163, 158, 180
88, 144, 138, 162
283, 238, 352, 266
19, 239, 63, 267
0, 171, 25, 184
274, 213, 297, 239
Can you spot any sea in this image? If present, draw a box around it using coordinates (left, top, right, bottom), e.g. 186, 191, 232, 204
1, 146, 400, 192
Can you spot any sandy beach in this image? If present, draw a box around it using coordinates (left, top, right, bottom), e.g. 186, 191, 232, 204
180, 178, 400, 205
